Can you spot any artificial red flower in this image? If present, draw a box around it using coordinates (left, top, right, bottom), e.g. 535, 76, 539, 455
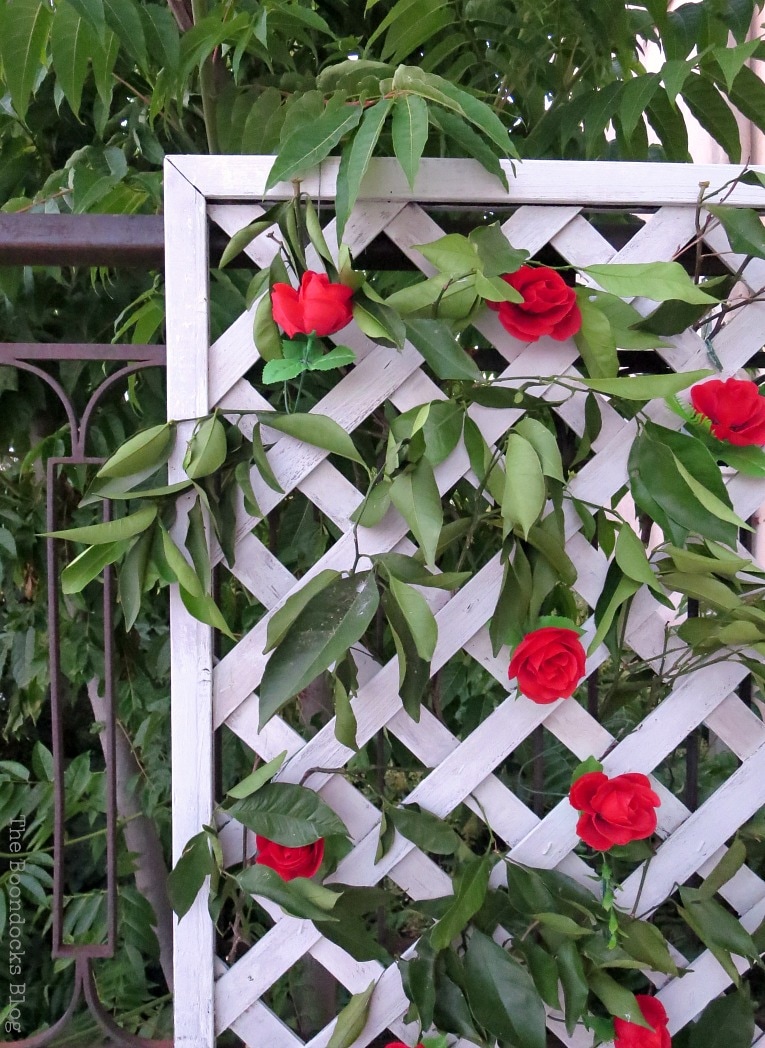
569, 771, 660, 851
690, 377, 765, 446
271, 271, 354, 338
508, 627, 586, 704
254, 835, 324, 881
614, 994, 671, 1048
487, 265, 581, 342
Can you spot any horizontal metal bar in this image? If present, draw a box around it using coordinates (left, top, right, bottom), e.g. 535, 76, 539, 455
0, 343, 166, 363
0, 214, 165, 267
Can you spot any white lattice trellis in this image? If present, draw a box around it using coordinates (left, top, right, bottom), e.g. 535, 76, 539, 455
164, 157, 765, 1048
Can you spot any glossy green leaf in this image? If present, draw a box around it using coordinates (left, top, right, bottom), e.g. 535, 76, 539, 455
335, 98, 393, 238
251, 423, 283, 493
161, 525, 203, 599
469, 221, 527, 275
464, 928, 546, 1048
253, 291, 283, 362
619, 73, 661, 138
515, 417, 564, 481
387, 576, 437, 660
0, 0, 53, 120
237, 865, 340, 922
389, 458, 443, 568
556, 939, 589, 1034
588, 971, 650, 1026
682, 73, 741, 163
618, 914, 679, 976
167, 831, 216, 919
265, 570, 341, 654
400, 938, 437, 1029
118, 527, 153, 631
699, 838, 747, 900
353, 292, 407, 347
688, 991, 755, 1048
376, 552, 470, 590
679, 887, 759, 959
575, 291, 618, 378
580, 369, 712, 400
226, 751, 287, 799
257, 411, 365, 466
351, 479, 392, 527
584, 262, 717, 304
51, 4, 98, 116
228, 781, 348, 846
392, 93, 429, 189
502, 433, 546, 539
61, 539, 128, 594
707, 205, 765, 260
414, 232, 479, 275
266, 105, 362, 190
614, 523, 660, 591
519, 940, 560, 1010
405, 318, 483, 380
326, 980, 376, 1048
333, 674, 358, 751
103, 0, 148, 70
46, 503, 157, 545
183, 414, 227, 480
259, 572, 380, 727
429, 107, 509, 189
431, 855, 492, 951
388, 804, 460, 855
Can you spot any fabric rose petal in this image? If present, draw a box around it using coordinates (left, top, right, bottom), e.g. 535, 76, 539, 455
508, 626, 586, 704
271, 271, 354, 338
254, 835, 324, 881
614, 995, 671, 1048
569, 771, 660, 851
487, 265, 582, 342
690, 377, 765, 447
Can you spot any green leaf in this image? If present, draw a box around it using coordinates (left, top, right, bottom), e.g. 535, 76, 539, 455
266, 105, 362, 190
688, 991, 755, 1048
400, 938, 437, 1029
405, 318, 482, 381
257, 411, 365, 466
464, 928, 546, 1048
228, 781, 348, 846
262, 357, 308, 384
167, 831, 216, 919
251, 423, 283, 493
353, 292, 407, 347
376, 552, 469, 590
574, 291, 618, 378
409, 67, 516, 158
333, 674, 358, 751
588, 971, 650, 1027
388, 804, 460, 855
429, 107, 509, 189
96, 422, 174, 480
699, 839, 747, 900
387, 576, 437, 660
618, 915, 679, 976
326, 980, 376, 1048
518, 940, 560, 1010
51, 4, 97, 117
235, 461, 261, 519
183, 414, 227, 480
707, 205, 765, 260
118, 527, 152, 631
671, 452, 749, 530
46, 503, 157, 545
351, 479, 392, 527
237, 865, 340, 922
265, 570, 341, 654
682, 73, 741, 163
226, 751, 287, 799
679, 887, 759, 960
614, 523, 660, 591
584, 262, 717, 304
646, 86, 690, 160
0, 0, 53, 120
253, 291, 283, 362
335, 98, 393, 239
579, 369, 712, 400
388, 63, 465, 114
186, 498, 211, 594
259, 572, 380, 728
383, 588, 430, 721
619, 73, 661, 138
469, 221, 527, 276
556, 939, 589, 1034
219, 205, 283, 268
589, 564, 640, 654
309, 345, 356, 372
375, 810, 395, 862
161, 525, 203, 599
392, 93, 429, 189
514, 417, 564, 481
61, 540, 128, 594
502, 433, 546, 540
430, 856, 492, 951
103, 0, 148, 70
389, 458, 443, 568
414, 232, 478, 276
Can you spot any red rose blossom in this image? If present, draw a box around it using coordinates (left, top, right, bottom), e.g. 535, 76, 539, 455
255, 835, 324, 881
569, 771, 660, 851
614, 995, 671, 1048
271, 271, 354, 338
508, 627, 586, 704
487, 265, 581, 342
690, 377, 765, 446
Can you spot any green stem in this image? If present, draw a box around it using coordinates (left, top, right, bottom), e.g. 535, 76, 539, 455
190, 0, 220, 154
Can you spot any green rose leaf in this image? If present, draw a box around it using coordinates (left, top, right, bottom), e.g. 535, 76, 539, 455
227, 781, 348, 846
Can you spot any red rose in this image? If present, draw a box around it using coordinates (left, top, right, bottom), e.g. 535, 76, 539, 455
487, 265, 581, 342
569, 771, 660, 851
614, 995, 671, 1048
508, 627, 586, 704
690, 377, 765, 446
254, 835, 324, 881
271, 271, 354, 338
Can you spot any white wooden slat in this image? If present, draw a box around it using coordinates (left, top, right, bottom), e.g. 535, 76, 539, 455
164, 158, 216, 1048
170, 156, 765, 207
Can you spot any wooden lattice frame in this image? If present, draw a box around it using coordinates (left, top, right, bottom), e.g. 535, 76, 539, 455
164, 157, 765, 1048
